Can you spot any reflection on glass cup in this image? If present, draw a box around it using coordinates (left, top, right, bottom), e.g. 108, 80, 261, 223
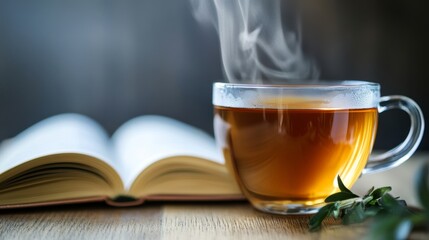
213, 81, 424, 215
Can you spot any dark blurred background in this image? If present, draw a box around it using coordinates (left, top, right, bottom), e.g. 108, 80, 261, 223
0, 0, 427, 151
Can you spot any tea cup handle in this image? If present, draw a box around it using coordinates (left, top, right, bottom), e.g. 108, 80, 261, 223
362, 95, 425, 175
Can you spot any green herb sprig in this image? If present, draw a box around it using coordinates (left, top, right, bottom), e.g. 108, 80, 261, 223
309, 163, 429, 239
308, 175, 404, 231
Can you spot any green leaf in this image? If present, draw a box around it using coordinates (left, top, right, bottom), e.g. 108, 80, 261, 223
343, 203, 366, 225
309, 203, 338, 231
368, 186, 392, 205
337, 175, 354, 194
377, 193, 398, 207
377, 194, 410, 216
370, 186, 392, 199
378, 194, 401, 208
325, 192, 359, 203
364, 206, 382, 217
416, 162, 429, 210
364, 186, 375, 197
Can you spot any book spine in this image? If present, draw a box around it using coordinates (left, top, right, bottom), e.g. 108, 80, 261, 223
104, 198, 145, 207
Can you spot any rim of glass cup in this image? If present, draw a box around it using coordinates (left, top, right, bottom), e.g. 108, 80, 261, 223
212, 80, 381, 109
213, 80, 380, 90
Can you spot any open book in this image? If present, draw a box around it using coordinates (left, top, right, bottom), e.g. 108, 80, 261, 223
0, 113, 243, 209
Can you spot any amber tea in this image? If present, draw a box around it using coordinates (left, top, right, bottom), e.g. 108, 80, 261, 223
213, 81, 424, 215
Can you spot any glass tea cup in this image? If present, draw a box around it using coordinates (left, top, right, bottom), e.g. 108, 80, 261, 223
213, 81, 424, 215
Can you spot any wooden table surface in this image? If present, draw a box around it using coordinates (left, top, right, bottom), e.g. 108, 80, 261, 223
1, 152, 429, 240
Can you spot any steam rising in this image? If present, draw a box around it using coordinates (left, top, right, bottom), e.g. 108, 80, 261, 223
190, 0, 319, 83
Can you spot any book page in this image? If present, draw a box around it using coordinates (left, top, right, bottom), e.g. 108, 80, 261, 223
111, 115, 224, 189
0, 113, 115, 174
